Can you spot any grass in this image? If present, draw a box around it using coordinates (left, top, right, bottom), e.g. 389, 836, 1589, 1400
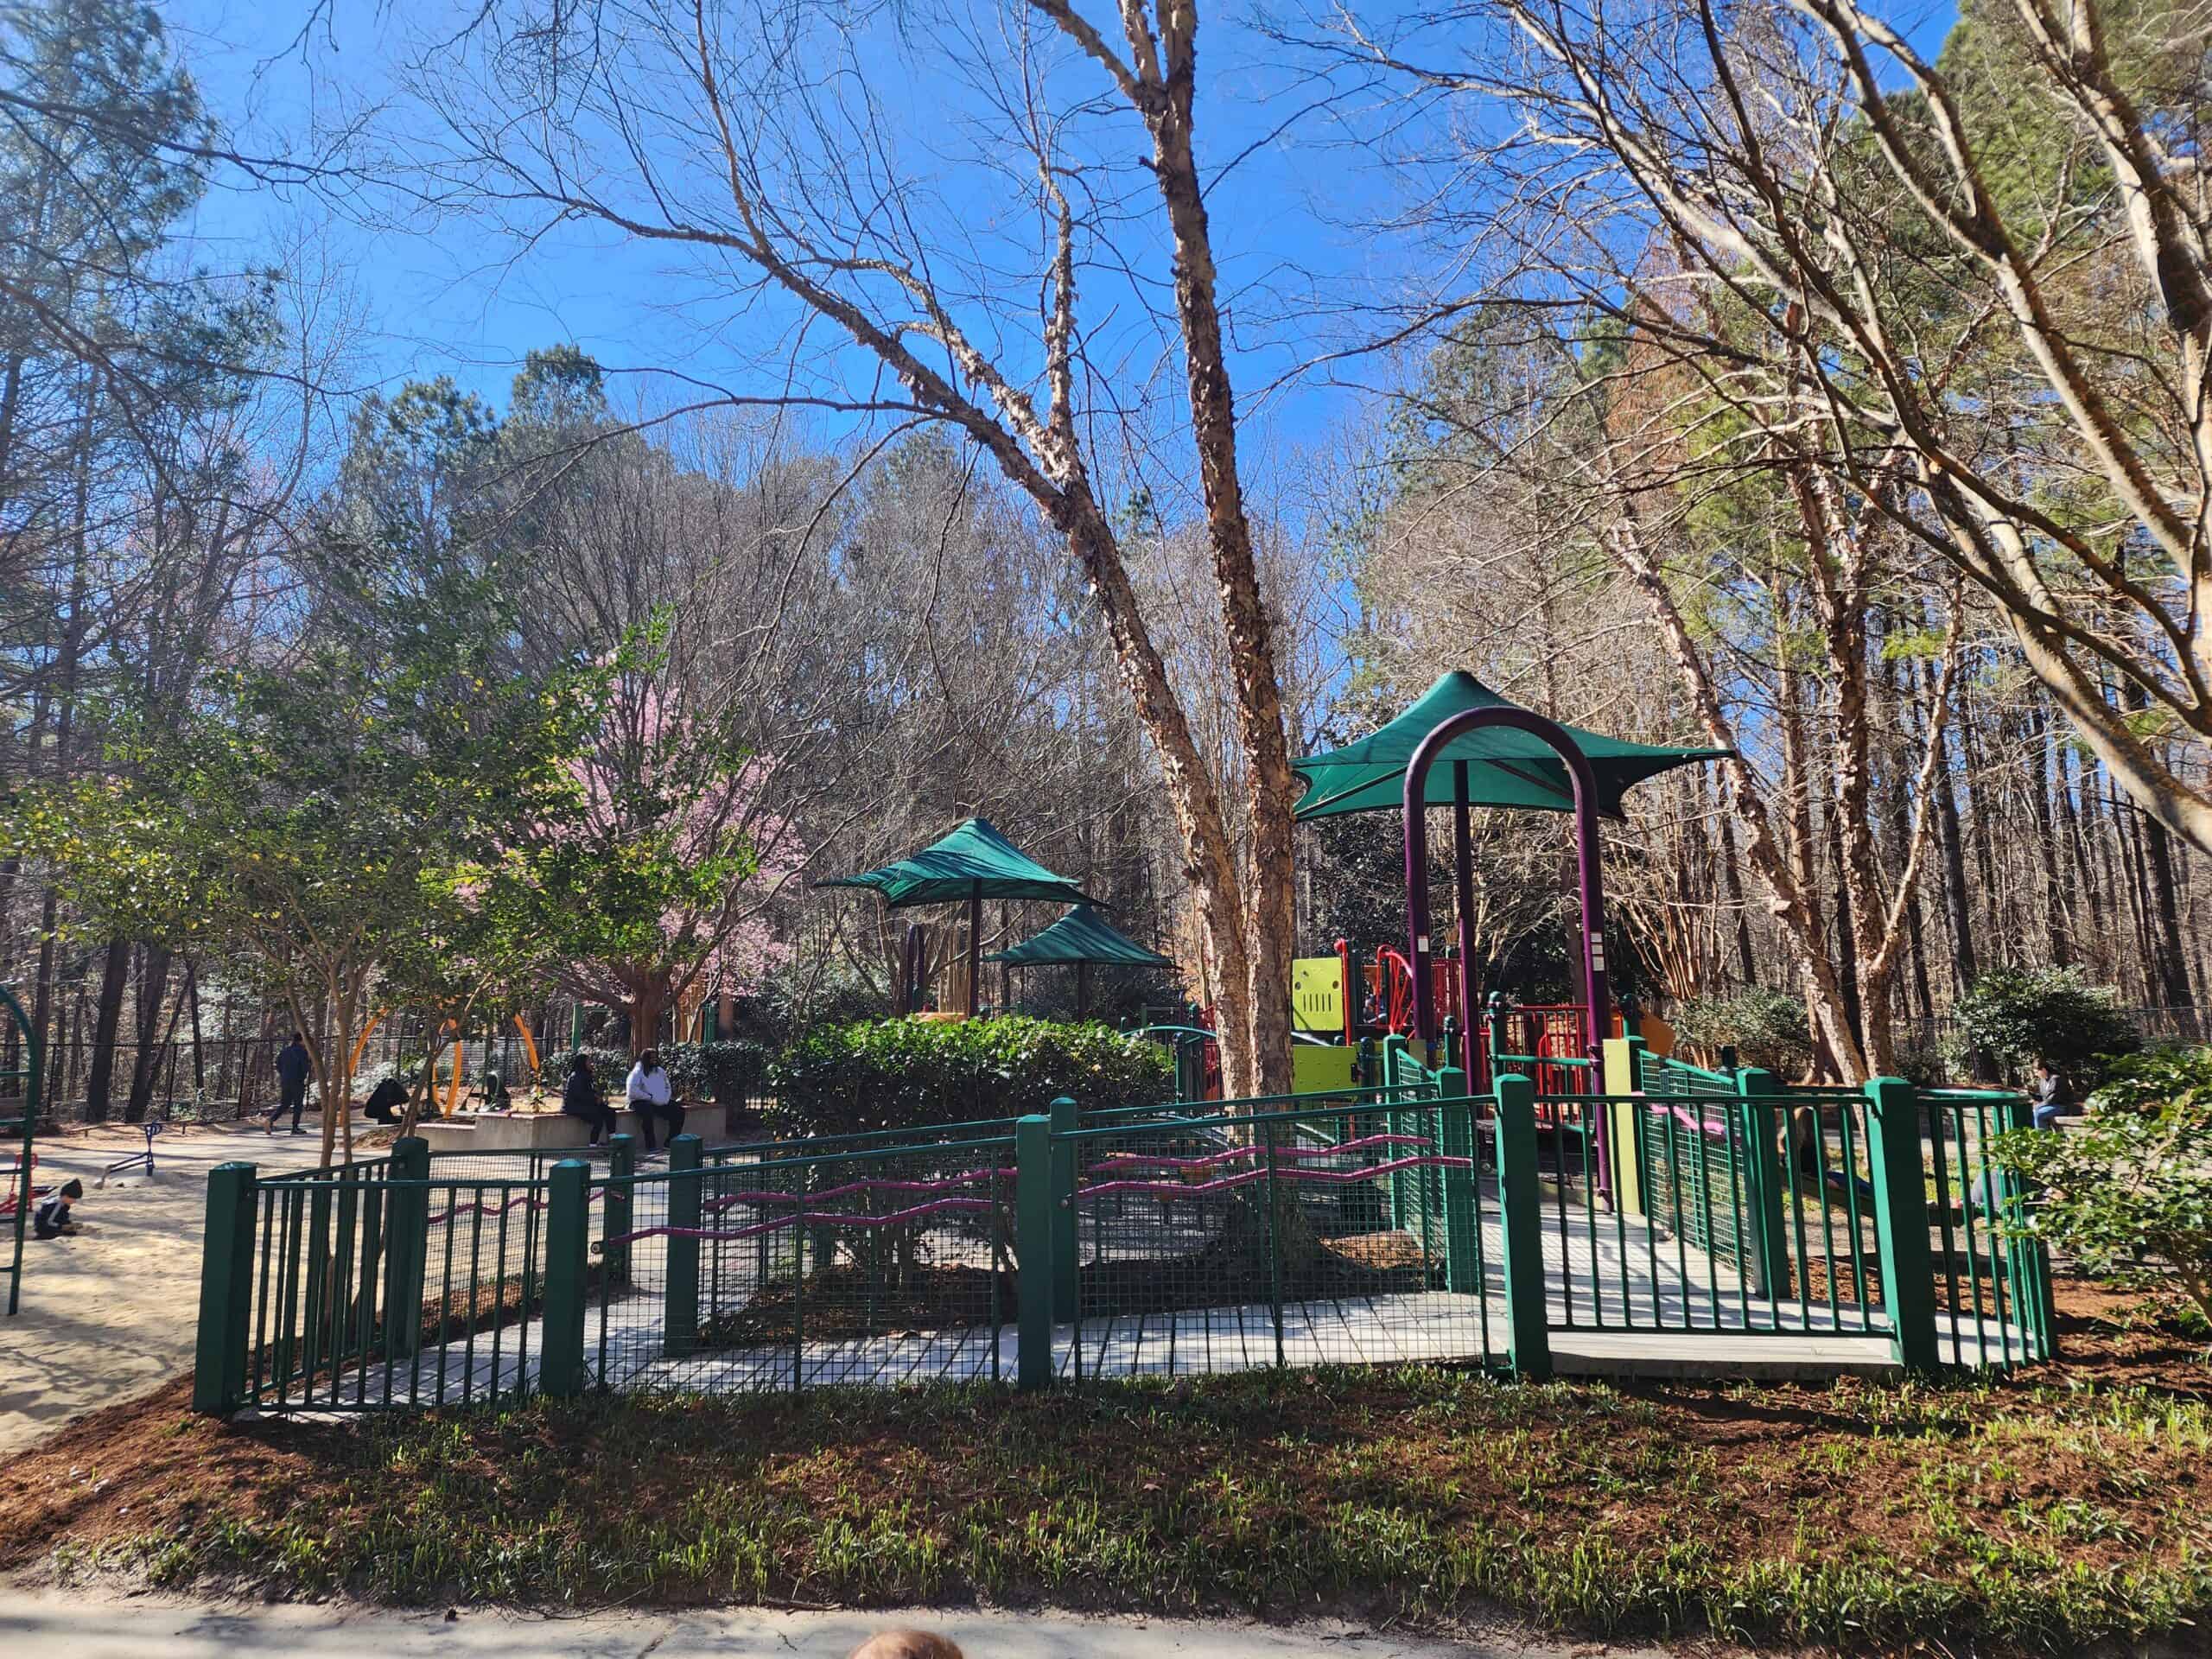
3, 1280, 2209, 1655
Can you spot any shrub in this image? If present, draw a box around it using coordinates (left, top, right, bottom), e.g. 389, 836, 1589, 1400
1670, 985, 1813, 1077
765, 1015, 1173, 1138
1958, 966, 2139, 1084
1989, 1077, 2212, 1325
2082, 1044, 2212, 1117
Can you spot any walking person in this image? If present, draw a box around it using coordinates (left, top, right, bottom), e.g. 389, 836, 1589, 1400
561, 1052, 619, 1147
624, 1049, 685, 1151
265, 1033, 313, 1135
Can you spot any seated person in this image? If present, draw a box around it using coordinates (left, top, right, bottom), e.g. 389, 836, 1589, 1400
33, 1178, 84, 1239
2030, 1059, 2070, 1129
361, 1076, 410, 1124
624, 1049, 686, 1151
560, 1052, 620, 1147
480, 1066, 512, 1111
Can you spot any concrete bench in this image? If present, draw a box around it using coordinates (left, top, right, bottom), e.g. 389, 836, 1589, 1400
418, 1111, 591, 1155
620, 1100, 729, 1142
416, 1100, 734, 1158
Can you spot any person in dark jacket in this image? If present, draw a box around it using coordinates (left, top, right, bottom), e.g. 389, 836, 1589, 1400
265, 1033, 313, 1135
33, 1178, 83, 1239
561, 1052, 619, 1146
360, 1076, 410, 1125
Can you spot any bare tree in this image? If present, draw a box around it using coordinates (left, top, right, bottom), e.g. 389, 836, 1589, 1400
364, 0, 1303, 1091
1326, 0, 2212, 855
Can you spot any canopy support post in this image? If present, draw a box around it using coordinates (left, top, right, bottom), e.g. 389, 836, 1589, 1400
1405, 709, 1613, 1204
1075, 962, 1090, 1020
1453, 762, 1479, 1089
966, 880, 982, 1019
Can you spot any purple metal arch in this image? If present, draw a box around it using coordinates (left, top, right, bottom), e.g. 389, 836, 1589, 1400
1402, 707, 1614, 1192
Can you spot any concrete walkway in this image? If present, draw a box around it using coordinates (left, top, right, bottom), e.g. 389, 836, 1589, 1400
0, 1591, 1662, 1658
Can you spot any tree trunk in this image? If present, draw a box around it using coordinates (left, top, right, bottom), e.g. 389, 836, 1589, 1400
1717, 794, 1757, 986
2025, 703, 2073, 967
1130, 1, 1299, 1100
627, 976, 672, 1061
82, 938, 130, 1123
125, 944, 174, 1122
186, 960, 206, 1096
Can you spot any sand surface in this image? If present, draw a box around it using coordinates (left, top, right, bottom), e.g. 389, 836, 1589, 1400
0, 1122, 317, 1457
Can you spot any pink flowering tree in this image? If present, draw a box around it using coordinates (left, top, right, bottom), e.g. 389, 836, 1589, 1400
503, 655, 805, 1058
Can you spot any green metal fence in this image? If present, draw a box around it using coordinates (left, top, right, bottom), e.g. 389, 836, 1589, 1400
191, 1064, 2056, 1414
1055, 1092, 1497, 1381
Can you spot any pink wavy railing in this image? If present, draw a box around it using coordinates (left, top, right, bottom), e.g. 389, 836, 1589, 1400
1078, 1151, 1471, 1205
702, 1166, 1013, 1216
427, 1185, 609, 1226
1090, 1132, 1439, 1175
602, 1193, 997, 1249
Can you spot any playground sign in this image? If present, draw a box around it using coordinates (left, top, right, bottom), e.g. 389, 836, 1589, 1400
1290, 957, 1344, 1033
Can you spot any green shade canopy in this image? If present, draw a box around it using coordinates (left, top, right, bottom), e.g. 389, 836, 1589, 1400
815, 817, 1104, 908
984, 906, 1176, 969
1294, 671, 1727, 822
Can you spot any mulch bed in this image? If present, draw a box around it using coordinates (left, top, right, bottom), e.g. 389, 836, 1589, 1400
0, 1275, 2206, 1652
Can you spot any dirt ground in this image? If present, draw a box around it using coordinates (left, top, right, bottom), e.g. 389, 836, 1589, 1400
0, 1122, 315, 1459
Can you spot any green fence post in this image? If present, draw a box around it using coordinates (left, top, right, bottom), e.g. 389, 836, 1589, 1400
1733, 1069, 1792, 1301
1048, 1096, 1078, 1324
385, 1135, 430, 1362
1996, 1097, 2058, 1362
1865, 1077, 1940, 1373
602, 1135, 635, 1285
664, 1134, 702, 1357
539, 1159, 589, 1397
1015, 1113, 1055, 1391
1491, 1073, 1553, 1380
1437, 1067, 1478, 1294
193, 1160, 258, 1413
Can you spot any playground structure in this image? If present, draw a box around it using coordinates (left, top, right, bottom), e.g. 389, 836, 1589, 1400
183, 673, 2056, 1416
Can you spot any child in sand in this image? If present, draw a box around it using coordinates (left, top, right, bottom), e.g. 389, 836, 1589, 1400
33, 1178, 83, 1238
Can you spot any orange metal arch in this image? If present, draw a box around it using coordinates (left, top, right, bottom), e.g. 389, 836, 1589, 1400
349, 1010, 541, 1116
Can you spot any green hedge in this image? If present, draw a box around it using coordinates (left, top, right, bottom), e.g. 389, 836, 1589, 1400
764, 1015, 1173, 1139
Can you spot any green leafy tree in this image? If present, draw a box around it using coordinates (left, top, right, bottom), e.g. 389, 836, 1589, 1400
16, 536, 600, 1163
1958, 967, 2140, 1085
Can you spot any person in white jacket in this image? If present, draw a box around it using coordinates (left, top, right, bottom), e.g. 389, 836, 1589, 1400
624, 1049, 686, 1150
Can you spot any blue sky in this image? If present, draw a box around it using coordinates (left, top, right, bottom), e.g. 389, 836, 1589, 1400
164, 0, 1961, 476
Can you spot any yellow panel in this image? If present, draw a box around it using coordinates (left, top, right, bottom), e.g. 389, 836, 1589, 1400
1293, 1043, 1355, 1094
1290, 957, 1344, 1033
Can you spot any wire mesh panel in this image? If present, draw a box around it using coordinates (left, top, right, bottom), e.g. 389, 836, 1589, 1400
592, 1137, 1018, 1395
1062, 1101, 1497, 1380
245, 1164, 562, 1409
1545, 1092, 1889, 1338
1924, 1092, 2050, 1369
